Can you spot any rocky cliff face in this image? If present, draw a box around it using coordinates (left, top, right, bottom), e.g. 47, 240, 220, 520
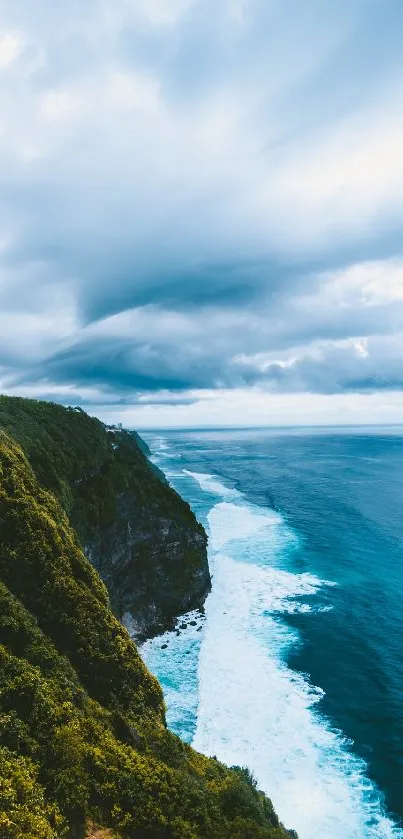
0, 430, 294, 838
0, 396, 210, 638
81, 430, 210, 640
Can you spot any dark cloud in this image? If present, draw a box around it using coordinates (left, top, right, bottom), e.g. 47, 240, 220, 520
1, 0, 403, 417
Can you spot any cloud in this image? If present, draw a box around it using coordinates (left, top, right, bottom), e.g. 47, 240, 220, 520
10, 257, 403, 403
92, 389, 403, 429
235, 334, 403, 394
0, 32, 22, 68
0, 0, 403, 424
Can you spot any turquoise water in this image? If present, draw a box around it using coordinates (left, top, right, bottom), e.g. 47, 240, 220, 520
139, 428, 403, 839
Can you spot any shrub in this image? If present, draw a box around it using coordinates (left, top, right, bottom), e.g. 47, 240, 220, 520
0, 409, 293, 839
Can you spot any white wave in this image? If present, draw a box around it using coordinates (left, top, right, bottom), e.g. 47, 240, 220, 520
147, 435, 173, 461
207, 500, 298, 557
140, 610, 205, 743
141, 450, 401, 837
146, 435, 168, 451
208, 500, 280, 548
191, 500, 402, 839
183, 469, 241, 499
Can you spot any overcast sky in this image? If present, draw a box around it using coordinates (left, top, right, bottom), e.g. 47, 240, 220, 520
1, 0, 403, 427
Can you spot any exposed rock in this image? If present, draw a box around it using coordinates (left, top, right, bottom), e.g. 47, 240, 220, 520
0, 396, 211, 641
0, 431, 294, 838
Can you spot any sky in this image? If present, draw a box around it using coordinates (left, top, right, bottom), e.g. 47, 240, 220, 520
1, 0, 403, 427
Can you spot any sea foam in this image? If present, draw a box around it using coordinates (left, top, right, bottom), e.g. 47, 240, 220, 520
143, 447, 403, 839
141, 609, 204, 742
183, 469, 241, 499
189, 478, 403, 839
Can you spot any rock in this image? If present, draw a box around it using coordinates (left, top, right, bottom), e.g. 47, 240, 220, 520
0, 397, 211, 644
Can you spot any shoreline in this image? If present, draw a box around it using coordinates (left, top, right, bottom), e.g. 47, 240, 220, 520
143, 430, 403, 839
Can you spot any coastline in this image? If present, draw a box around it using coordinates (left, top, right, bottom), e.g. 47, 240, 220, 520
141, 429, 403, 839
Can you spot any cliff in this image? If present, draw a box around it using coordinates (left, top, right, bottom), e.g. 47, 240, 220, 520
0, 428, 295, 838
0, 396, 210, 639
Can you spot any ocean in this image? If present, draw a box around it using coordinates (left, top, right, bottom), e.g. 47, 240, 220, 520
138, 427, 403, 839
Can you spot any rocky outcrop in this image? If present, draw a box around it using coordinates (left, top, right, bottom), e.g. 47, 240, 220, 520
0, 431, 294, 838
0, 396, 211, 639
82, 430, 211, 640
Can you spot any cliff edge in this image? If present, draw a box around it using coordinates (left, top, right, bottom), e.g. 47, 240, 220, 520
0, 427, 295, 838
0, 396, 210, 639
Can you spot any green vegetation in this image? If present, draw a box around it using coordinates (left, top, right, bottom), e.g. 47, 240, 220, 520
0, 396, 209, 634
0, 396, 196, 538
0, 419, 294, 838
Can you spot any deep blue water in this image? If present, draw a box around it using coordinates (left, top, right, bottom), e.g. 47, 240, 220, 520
138, 427, 403, 839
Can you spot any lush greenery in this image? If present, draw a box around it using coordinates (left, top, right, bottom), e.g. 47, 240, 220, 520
0, 397, 209, 632
0, 396, 197, 539
0, 424, 293, 838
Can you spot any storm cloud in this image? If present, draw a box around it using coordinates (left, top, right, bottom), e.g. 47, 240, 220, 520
1, 0, 403, 424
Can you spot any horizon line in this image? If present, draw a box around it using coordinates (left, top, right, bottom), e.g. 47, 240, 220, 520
132, 422, 403, 432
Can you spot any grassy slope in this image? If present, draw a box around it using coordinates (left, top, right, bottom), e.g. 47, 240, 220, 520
0, 430, 294, 838
0, 396, 197, 537
0, 396, 209, 633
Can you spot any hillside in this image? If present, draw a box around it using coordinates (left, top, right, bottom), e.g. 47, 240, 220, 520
0, 396, 210, 639
0, 427, 295, 838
